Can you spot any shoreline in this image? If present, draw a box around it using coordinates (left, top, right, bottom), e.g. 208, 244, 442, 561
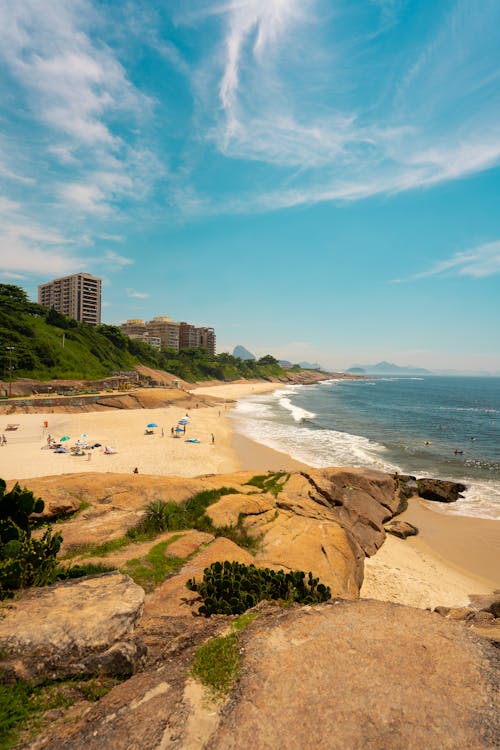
1, 379, 498, 610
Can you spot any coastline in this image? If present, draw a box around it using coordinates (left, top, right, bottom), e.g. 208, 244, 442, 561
1, 379, 498, 611
224, 385, 499, 609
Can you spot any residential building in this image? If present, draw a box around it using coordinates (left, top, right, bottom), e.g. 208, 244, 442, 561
120, 317, 180, 351
38, 273, 102, 326
147, 317, 180, 351
120, 316, 215, 355
179, 322, 216, 355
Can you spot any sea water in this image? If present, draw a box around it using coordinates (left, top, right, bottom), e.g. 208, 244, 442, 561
230, 376, 500, 520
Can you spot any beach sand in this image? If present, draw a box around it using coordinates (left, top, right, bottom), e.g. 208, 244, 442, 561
1, 380, 498, 610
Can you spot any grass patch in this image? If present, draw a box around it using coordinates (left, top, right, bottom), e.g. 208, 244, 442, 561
121, 536, 184, 591
190, 613, 258, 696
56, 562, 117, 580
126, 487, 260, 553
244, 472, 289, 497
129, 488, 239, 537
0, 676, 119, 750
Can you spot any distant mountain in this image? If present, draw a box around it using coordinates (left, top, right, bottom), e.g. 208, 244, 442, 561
278, 360, 293, 368
348, 361, 431, 375
233, 345, 256, 361
299, 361, 322, 370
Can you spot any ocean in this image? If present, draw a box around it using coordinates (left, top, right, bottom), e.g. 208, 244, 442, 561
230, 376, 500, 520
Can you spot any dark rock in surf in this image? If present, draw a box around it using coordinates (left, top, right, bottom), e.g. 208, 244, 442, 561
416, 478, 466, 503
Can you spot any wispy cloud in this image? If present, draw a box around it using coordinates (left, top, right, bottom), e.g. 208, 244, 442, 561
174, 0, 500, 214
393, 240, 500, 282
126, 288, 149, 299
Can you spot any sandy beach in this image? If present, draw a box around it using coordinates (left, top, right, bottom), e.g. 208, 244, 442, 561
1, 379, 498, 610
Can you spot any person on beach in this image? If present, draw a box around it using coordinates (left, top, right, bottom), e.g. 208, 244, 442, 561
2, 434, 6, 446
211, 433, 215, 444
171, 427, 174, 436
161, 428, 164, 437
133, 467, 139, 474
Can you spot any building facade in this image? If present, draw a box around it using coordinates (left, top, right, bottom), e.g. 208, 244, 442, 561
120, 317, 216, 355
38, 273, 102, 326
179, 322, 216, 355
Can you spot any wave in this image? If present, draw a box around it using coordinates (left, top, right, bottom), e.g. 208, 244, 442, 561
231, 412, 396, 473
278, 396, 316, 423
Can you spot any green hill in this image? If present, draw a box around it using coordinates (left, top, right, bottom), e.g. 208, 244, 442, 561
0, 284, 287, 383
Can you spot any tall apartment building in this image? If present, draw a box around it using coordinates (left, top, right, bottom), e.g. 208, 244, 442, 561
179, 322, 216, 355
38, 273, 102, 326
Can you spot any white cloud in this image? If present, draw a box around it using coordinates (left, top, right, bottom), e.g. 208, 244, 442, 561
394, 240, 500, 282
126, 288, 149, 299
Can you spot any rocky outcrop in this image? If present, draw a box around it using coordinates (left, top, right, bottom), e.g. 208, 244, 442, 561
208, 601, 499, 750
0, 572, 145, 681
434, 595, 500, 643
416, 477, 467, 503
28, 600, 500, 750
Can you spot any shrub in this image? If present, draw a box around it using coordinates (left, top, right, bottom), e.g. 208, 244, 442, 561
187, 561, 331, 616
0, 480, 62, 599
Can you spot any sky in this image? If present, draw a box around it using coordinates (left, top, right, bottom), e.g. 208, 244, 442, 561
0, 0, 499, 372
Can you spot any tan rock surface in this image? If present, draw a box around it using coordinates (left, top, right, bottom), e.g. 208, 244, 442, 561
0, 572, 145, 680
252, 509, 362, 598
206, 493, 275, 527
210, 600, 500, 750
0, 572, 144, 653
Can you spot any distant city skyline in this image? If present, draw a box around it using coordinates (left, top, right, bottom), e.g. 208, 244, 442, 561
0, 1, 499, 372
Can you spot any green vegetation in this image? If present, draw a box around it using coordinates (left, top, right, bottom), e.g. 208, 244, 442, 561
0, 676, 119, 749
244, 472, 289, 497
190, 613, 258, 696
121, 538, 184, 591
127, 488, 260, 552
0, 283, 300, 383
0, 480, 62, 599
187, 561, 331, 616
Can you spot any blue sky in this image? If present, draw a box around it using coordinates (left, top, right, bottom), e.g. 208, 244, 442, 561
0, 0, 499, 371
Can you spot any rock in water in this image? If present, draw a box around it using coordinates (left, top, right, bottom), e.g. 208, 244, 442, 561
416, 478, 467, 503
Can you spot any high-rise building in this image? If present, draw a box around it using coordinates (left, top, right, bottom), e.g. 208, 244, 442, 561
38, 273, 102, 326
179, 322, 216, 355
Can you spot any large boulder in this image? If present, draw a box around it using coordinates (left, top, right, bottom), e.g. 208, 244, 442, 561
210, 600, 499, 749
0, 572, 145, 681
291, 468, 402, 556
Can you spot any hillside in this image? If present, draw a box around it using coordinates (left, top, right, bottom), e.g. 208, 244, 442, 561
0, 284, 305, 384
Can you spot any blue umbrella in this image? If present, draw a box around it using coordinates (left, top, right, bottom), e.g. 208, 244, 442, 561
146, 423, 158, 428
175, 426, 184, 432
178, 418, 189, 425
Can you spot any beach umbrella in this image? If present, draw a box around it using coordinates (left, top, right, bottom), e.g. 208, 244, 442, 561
175, 426, 184, 433
80, 433, 88, 438
178, 418, 189, 425
146, 423, 158, 428
60, 435, 70, 441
